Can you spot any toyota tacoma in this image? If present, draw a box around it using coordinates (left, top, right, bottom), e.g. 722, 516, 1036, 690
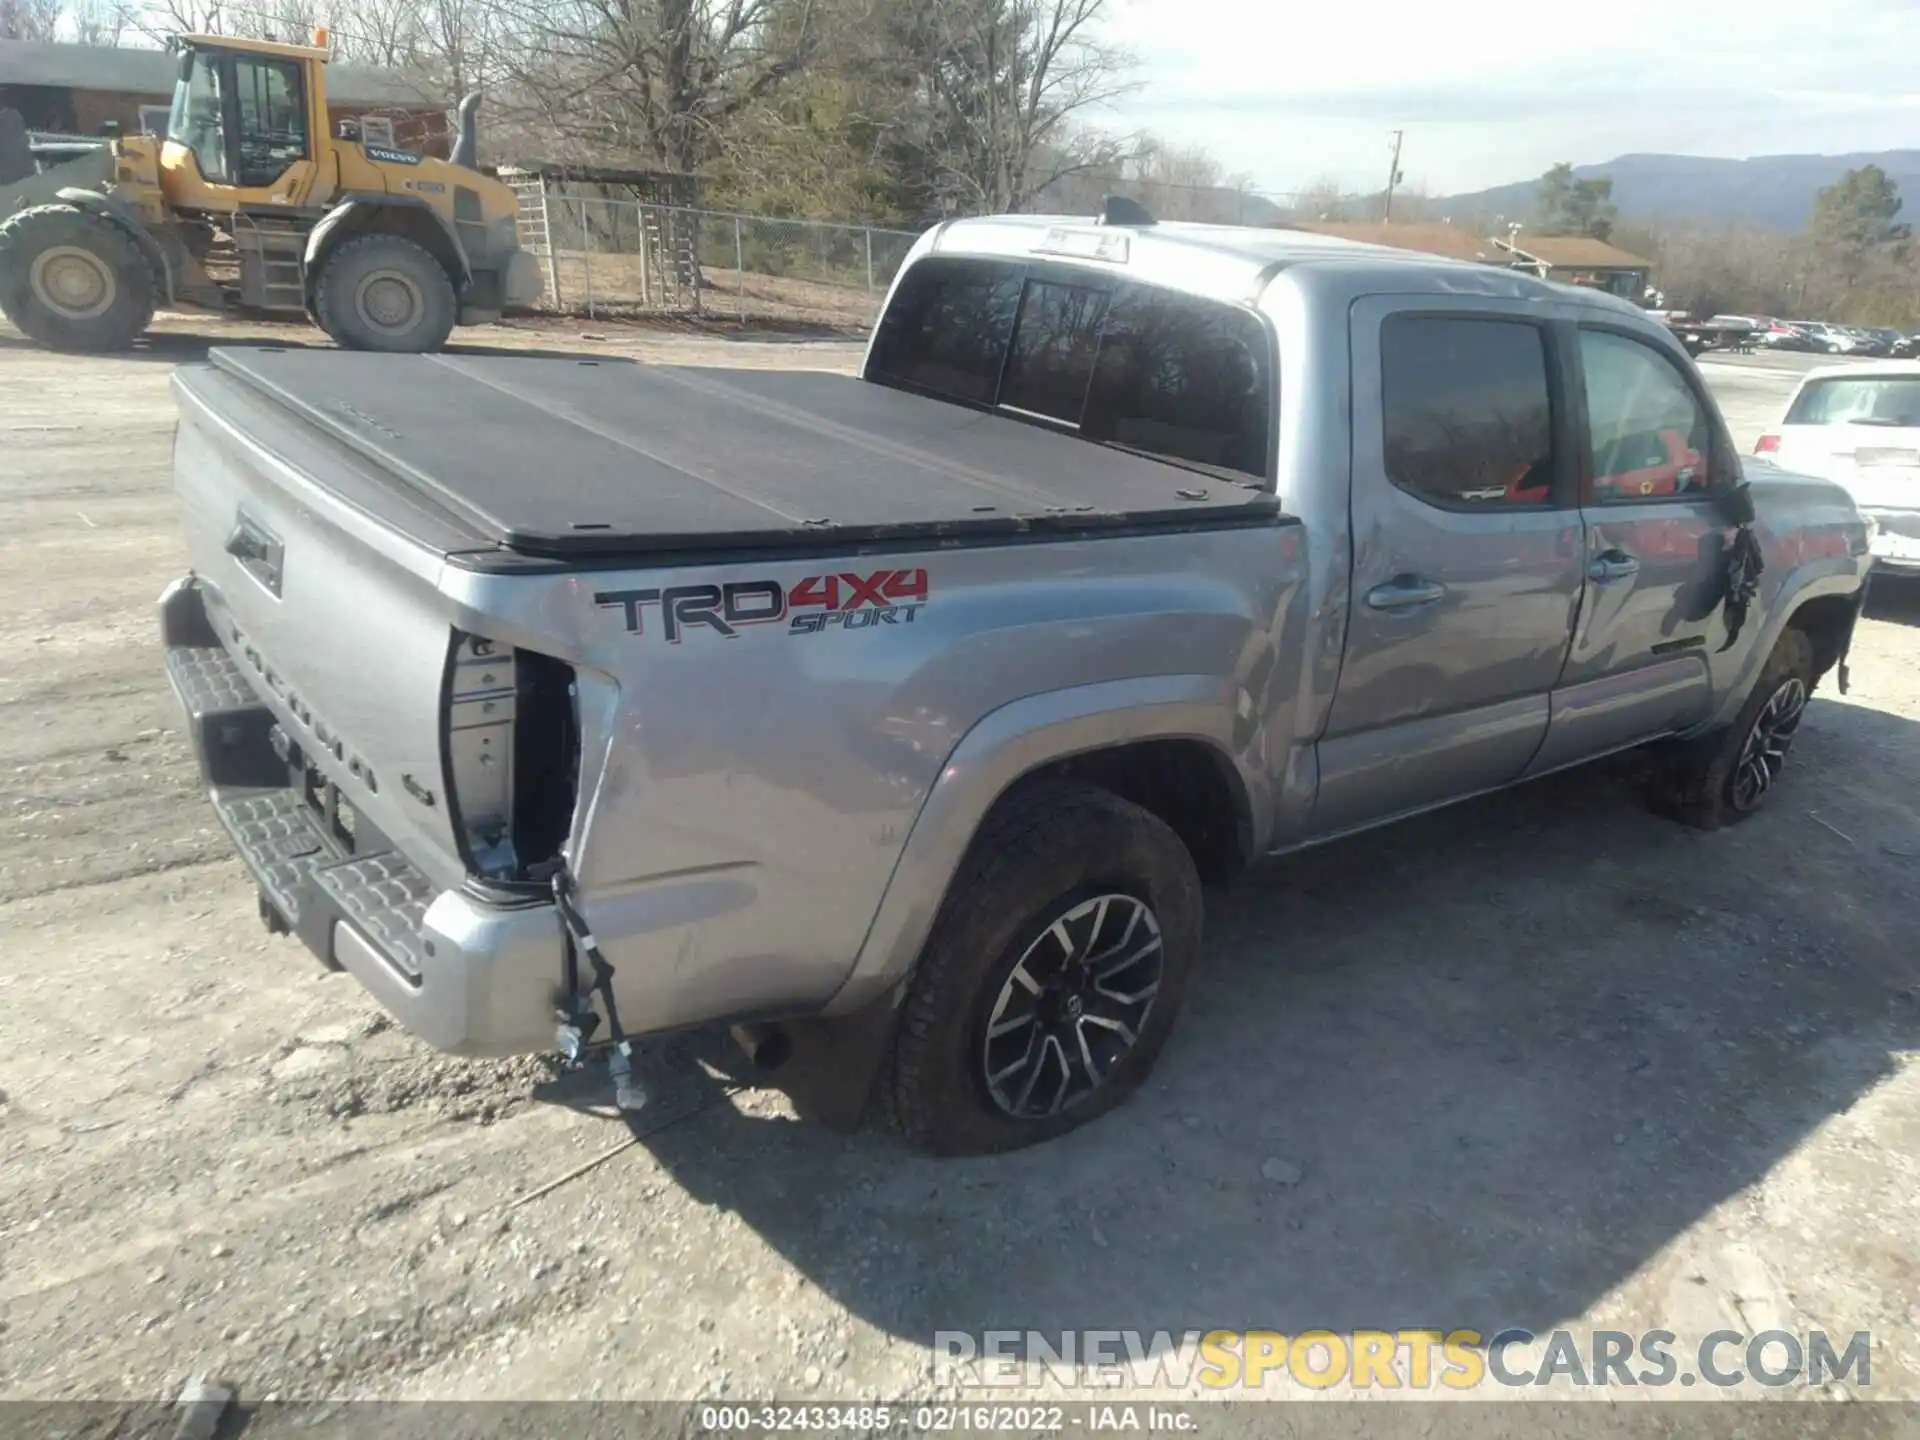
160, 206, 1875, 1154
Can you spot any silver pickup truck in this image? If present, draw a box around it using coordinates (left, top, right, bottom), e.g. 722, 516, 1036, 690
159, 209, 1874, 1154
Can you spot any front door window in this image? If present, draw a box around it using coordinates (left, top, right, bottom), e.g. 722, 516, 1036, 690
166, 50, 229, 184
1580, 329, 1714, 502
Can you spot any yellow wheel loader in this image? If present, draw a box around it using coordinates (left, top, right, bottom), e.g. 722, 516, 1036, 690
0, 30, 541, 354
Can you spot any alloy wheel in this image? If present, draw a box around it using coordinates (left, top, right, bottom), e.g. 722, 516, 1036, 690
1730, 676, 1807, 812
980, 892, 1163, 1120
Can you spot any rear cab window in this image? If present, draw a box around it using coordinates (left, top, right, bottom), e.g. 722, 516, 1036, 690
866, 255, 1275, 483
1785, 375, 1920, 427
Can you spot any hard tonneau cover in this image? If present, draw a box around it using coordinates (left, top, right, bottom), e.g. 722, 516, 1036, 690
196, 348, 1281, 560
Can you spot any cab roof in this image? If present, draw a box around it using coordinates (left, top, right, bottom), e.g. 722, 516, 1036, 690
177, 33, 330, 62
927, 212, 1647, 316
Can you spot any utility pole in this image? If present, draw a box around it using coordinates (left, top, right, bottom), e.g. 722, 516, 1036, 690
1382, 129, 1405, 222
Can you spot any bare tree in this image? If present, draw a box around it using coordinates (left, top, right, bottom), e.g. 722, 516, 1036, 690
1128, 135, 1223, 192
0, 0, 62, 39
120, 0, 243, 42
901, 0, 1139, 214
1292, 176, 1355, 222
71, 0, 132, 44
495, 0, 819, 172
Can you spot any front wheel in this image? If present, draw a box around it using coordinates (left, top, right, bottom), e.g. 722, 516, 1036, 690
886, 781, 1202, 1156
1650, 628, 1815, 829
0, 203, 155, 352
312, 233, 457, 353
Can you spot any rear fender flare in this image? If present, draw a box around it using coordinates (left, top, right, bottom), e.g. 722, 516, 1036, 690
304, 196, 470, 300
53, 186, 173, 304
821, 673, 1265, 1017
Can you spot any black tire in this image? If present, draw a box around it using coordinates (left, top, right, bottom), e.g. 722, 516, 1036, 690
1650, 627, 1816, 830
0, 203, 155, 352
887, 781, 1203, 1156
312, 233, 457, 353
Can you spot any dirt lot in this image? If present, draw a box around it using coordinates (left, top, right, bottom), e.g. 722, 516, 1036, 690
1, 317, 1917, 1423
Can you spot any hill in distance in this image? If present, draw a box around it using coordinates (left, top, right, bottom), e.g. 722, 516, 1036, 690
1437, 151, 1920, 230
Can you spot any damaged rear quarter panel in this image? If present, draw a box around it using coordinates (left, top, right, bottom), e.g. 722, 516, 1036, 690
442, 523, 1305, 1033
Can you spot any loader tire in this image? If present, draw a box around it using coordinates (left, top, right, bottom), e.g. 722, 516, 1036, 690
886, 780, 1203, 1156
313, 233, 457, 353
0, 204, 154, 352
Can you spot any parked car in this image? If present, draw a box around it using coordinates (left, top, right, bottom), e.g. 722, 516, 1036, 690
1790, 321, 1864, 355
1758, 322, 1822, 353
156, 211, 1874, 1153
1842, 328, 1892, 358
1756, 361, 1920, 578
1892, 333, 1920, 360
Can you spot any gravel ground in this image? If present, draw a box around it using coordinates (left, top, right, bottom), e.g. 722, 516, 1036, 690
0, 315, 1916, 1424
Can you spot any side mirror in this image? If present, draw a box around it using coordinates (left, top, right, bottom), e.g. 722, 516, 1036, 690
1717, 479, 1757, 527
176, 48, 195, 83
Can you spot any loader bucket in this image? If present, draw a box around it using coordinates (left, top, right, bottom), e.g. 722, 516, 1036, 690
0, 137, 114, 221
0, 110, 30, 186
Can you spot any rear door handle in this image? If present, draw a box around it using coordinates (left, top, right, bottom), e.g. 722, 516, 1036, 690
1587, 550, 1640, 583
1365, 575, 1447, 611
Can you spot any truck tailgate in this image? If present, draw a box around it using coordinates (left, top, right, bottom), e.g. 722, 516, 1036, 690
168, 361, 487, 902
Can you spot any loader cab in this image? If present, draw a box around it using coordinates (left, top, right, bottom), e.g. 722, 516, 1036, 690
161, 36, 330, 211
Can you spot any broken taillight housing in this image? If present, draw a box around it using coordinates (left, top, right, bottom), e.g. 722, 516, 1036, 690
444, 631, 579, 885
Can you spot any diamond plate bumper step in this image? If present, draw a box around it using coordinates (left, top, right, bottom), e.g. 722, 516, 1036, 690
165, 633, 433, 987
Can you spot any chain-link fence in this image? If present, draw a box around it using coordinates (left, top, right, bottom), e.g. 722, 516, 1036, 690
515, 195, 924, 331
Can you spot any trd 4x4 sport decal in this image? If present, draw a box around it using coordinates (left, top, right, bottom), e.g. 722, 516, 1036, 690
595, 568, 928, 643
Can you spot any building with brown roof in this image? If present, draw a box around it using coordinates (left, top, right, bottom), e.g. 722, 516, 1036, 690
1284, 220, 1512, 265
0, 39, 446, 153
1492, 234, 1652, 299
1274, 219, 1654, 302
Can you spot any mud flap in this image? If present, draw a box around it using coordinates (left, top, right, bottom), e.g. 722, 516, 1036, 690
772, 984, 906, 1134
1836, 570, 1872, 697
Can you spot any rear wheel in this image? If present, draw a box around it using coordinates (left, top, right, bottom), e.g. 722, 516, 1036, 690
886, 781, 1203, 1155
312, 233, 457, 353
0, 204, 155, 352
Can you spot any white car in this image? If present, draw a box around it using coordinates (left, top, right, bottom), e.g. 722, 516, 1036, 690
1757, 361, 1920, 575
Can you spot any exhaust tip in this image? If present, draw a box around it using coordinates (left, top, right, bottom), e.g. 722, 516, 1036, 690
729, 1023, 792, 1072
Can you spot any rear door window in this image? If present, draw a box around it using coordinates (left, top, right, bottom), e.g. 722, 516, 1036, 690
867, 256, 1274, 481
1380, 314, 1557, 508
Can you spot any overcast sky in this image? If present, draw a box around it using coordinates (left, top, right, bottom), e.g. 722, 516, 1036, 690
1101, 0, 1920, 198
